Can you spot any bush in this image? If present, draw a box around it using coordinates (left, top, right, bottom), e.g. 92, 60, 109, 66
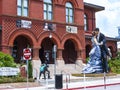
108, 57, 120, 74
0, 52, 17, 67
28, 60, 33, 78
0, 52, 34, 83
0, 76, 34, 83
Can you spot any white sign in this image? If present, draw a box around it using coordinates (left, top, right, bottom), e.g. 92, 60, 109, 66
0, 67, 20, 76
21, 20, 32, 28
66, 26, 78, 34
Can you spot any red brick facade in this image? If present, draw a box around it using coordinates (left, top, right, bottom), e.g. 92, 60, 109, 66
0, 0, 85, 63
0, 0, 118, 76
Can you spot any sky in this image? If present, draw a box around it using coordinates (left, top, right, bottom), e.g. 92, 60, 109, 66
84, 0, 120, 38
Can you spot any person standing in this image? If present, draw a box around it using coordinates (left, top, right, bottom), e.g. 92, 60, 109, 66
94, 28, 110, 73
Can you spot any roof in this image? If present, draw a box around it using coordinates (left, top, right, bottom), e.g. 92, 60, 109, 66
85, 35, 120, 42
84, 2, 105, 12
106, 37, 120, 42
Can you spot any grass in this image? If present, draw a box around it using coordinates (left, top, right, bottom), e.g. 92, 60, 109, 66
72, 73, 117, 77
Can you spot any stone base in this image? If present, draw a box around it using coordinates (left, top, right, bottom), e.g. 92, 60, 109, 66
75, 60, 84, 67
56, 60, 65, 66
75, 60, 85, 72
54, 60, 84, 75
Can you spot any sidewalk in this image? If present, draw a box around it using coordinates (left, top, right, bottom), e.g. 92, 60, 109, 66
1, 74, 120, 90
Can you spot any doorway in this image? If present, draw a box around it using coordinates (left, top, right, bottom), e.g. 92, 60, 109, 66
12, 36, 32, 63
39, 37, 55, 64
62, 39, 77, 64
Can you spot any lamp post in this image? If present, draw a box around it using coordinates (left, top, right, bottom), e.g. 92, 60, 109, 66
49, 32, 52, 38
53, 45, 57, 75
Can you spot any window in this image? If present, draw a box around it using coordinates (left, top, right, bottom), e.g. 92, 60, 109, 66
17, 0, 28, 16
84, 14, 88, 31
66, 2, 74, 23
44, 0, 53, 20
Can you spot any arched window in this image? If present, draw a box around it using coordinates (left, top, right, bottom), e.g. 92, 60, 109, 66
84, 14, 88, 31
44, 0, 53, 20
66, 2, 74, 23
17, 0, 28, 16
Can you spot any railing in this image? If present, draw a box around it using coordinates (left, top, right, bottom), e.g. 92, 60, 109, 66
61, 70, 71, 89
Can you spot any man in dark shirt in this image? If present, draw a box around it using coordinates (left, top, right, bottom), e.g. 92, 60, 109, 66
94, 28, 111, 73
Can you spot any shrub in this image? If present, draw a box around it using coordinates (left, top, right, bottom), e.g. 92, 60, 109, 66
108, 57, 120, 74
0, 76, 34, 83
108, 52, 120, 74
0, 52, 17, 67
28, 60, 33, 78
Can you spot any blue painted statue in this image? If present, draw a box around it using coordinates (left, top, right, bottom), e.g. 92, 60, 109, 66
82, 31, 103, 73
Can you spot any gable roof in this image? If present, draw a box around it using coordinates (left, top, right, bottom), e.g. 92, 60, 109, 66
84, 2, 105, 12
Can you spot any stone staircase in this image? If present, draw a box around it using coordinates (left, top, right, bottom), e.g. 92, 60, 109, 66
32, 60, 85, 79
48, 63, 84, 77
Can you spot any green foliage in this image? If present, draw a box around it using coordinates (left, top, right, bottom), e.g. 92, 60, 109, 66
0, 52, 34, 83
0, 52, 17, 67
108, 52, 120, 74
28, 60, 33, 78
116, 52, 120, 59
0, 76, 34, 83
86, 57, 90, 63
72, 73, 116, 77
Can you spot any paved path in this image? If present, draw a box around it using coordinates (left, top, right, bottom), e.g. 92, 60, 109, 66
1, 74, 120, 90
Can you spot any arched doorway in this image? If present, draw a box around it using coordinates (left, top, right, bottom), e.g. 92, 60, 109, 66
62, 39, 77, 64
12, 35, 32, 63
86, 45, 91, 58
39, 37, 55, 64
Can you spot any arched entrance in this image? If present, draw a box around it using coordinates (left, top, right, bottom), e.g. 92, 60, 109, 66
12, 35, 32, 63
39, 37, 55, 64
62, 39, 77, 64
86, 45, 91, 58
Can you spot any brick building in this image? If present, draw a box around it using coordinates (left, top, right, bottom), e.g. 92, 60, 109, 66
0, 0, 118, 77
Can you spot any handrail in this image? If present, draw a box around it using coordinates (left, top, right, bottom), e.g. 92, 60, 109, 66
61, 70, 70, 89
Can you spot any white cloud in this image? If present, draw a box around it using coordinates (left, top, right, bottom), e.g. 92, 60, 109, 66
84, 0, 120, 37
108, 0, 120, 3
